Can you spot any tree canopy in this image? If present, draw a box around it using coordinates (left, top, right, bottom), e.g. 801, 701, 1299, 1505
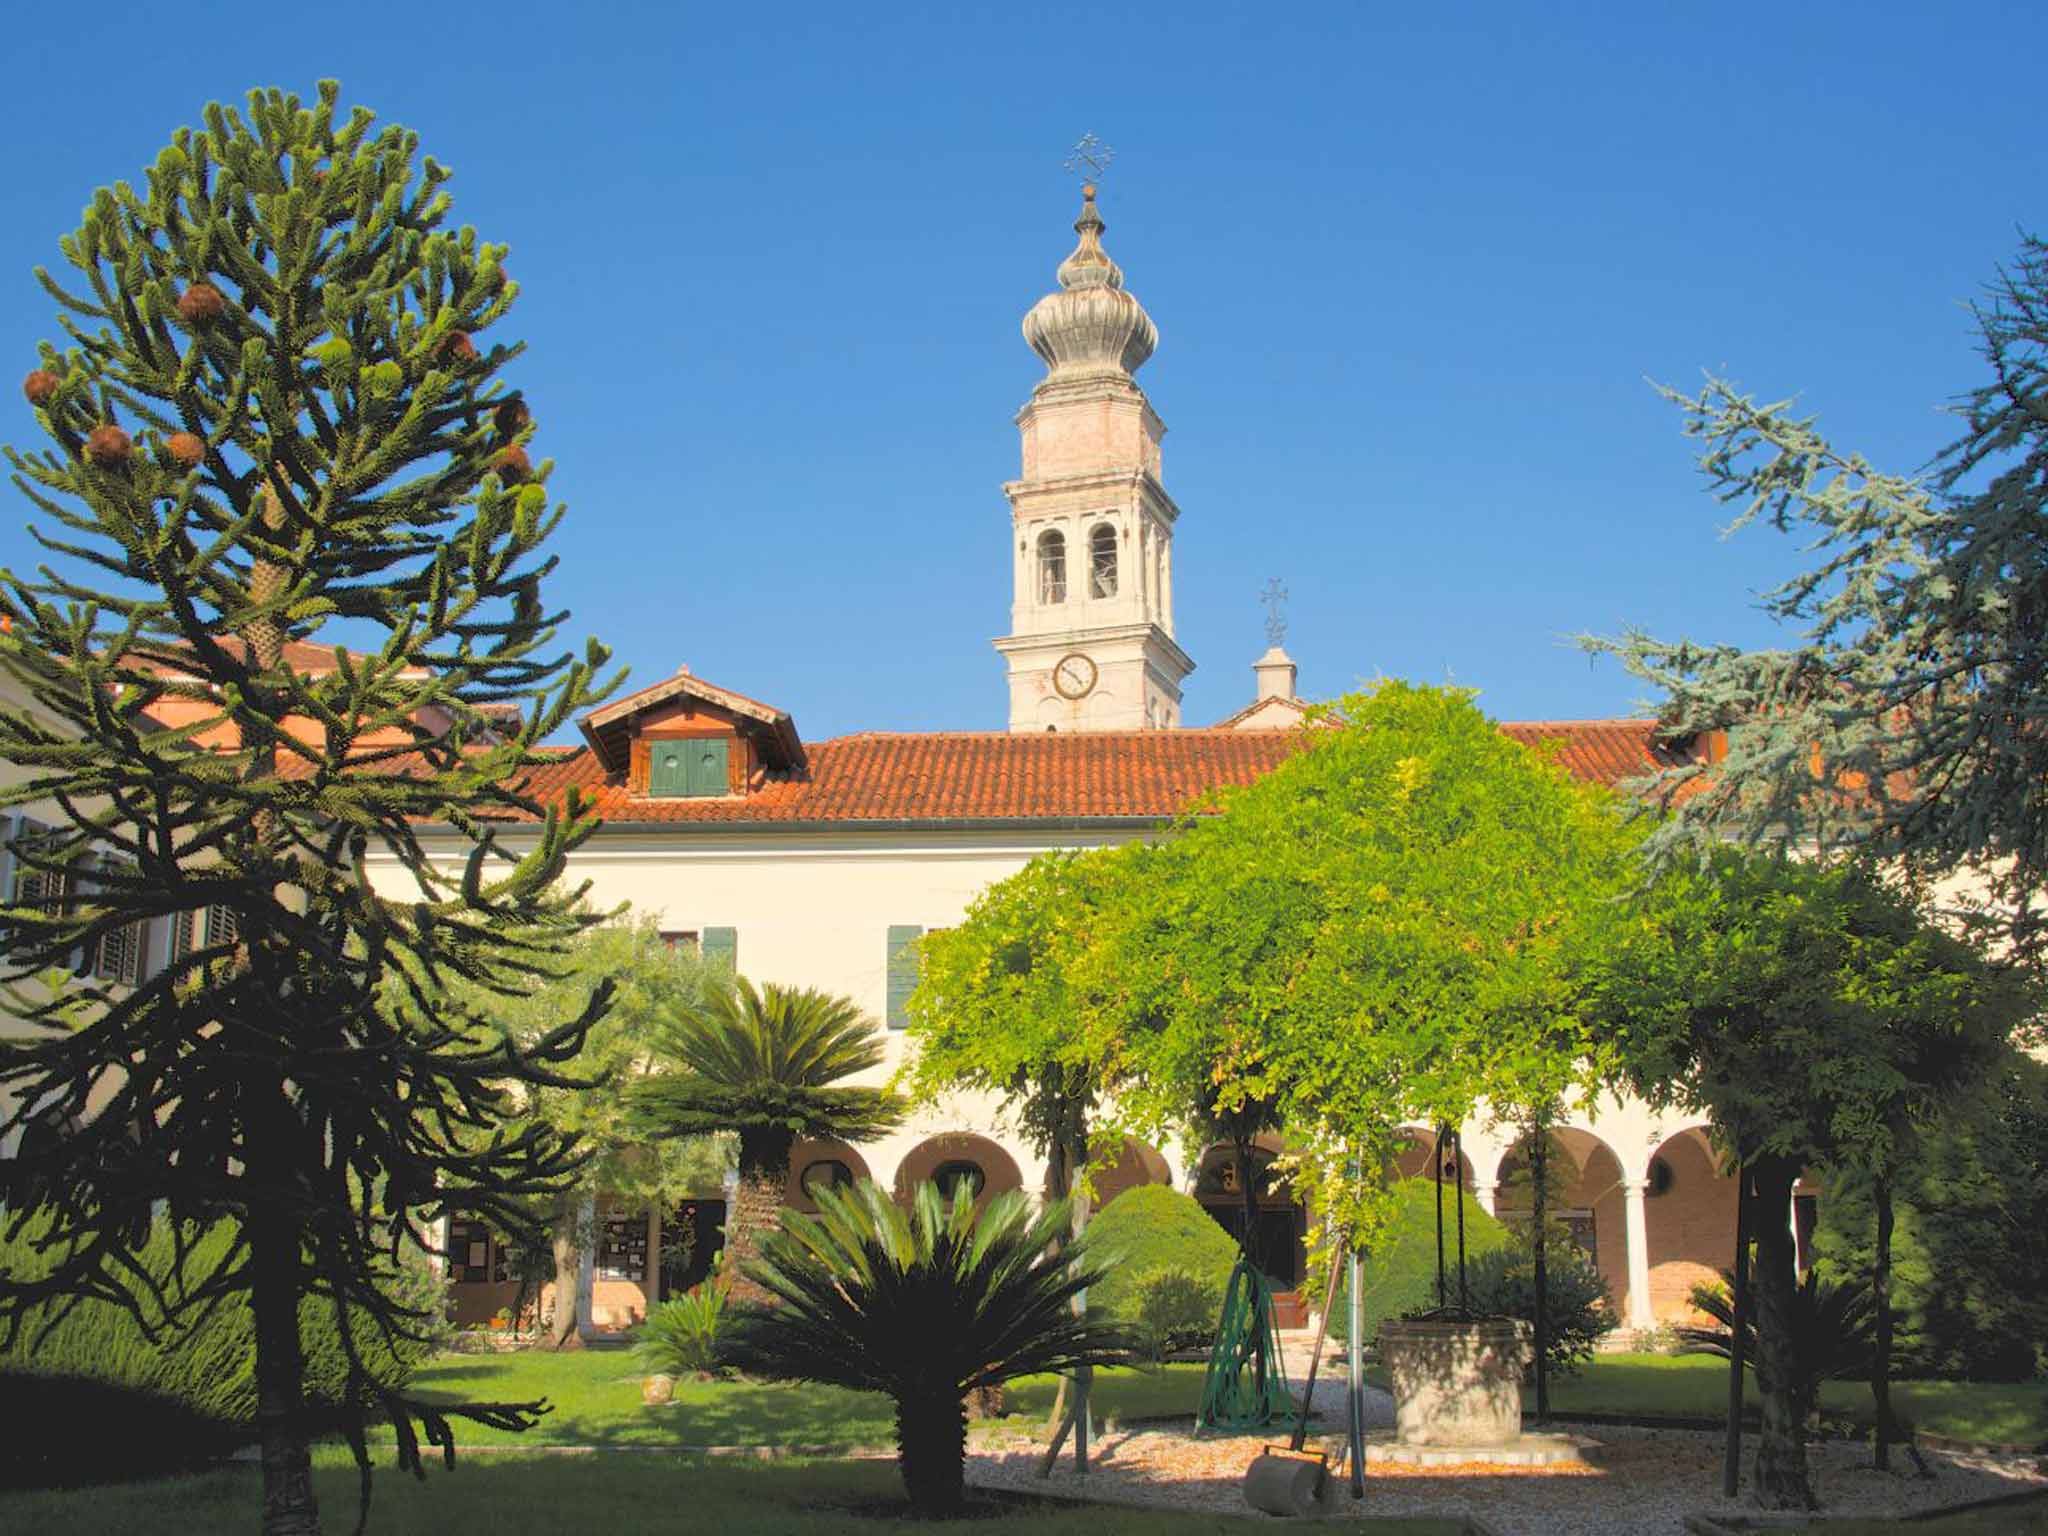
1103, 681, 1641, 1242
1586, 231, 2048, 968
0, 82, 614, 1534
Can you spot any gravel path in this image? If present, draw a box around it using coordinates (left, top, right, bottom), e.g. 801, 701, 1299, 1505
968, 1417, 2046, 1533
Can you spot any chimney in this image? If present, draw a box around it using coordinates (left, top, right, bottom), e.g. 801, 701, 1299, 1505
1253, 644, 1297, 703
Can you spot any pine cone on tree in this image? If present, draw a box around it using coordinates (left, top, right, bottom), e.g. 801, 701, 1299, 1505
22, 370, 60, 407
441, 332, 479, 367
166, 432, 206, 469
84, 425, 133, 469
176, 284, 226, 325
493, 398, 531, 438
492, 446, 532, 483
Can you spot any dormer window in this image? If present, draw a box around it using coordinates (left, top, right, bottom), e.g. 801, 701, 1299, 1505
649, 737, 730, 798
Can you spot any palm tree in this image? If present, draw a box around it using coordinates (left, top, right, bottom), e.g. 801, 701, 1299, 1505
728, 1179, 1139, 1515
631, 976, 904, 1303
1679, 1268, 1876, 1428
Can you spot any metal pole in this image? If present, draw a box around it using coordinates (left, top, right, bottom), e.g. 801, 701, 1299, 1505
1433, 1126, 1447, 1310
1453, 1126, 1468, 1314
1348, 1241, 1366, 1499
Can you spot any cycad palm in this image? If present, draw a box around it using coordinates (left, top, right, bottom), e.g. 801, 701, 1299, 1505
633, 976, 904, 1301
729, 1179, 1138, 1514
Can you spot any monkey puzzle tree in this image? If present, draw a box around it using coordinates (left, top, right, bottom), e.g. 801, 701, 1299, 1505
0, 84, 616, 1535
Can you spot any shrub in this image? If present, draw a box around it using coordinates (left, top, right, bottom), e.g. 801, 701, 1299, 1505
1678, 1269, 1875, 1426
0, 1217, 438, 1488
637, 1280, 729, 1379
1327, 1179, 1509, 1345
1130, 1266, 1221, 1363
728, 1179, 1137, 1516
1460, 1243, 1616, 1379
1083, 1185, 1240, 1327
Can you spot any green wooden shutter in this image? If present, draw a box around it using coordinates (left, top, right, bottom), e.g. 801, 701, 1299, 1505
703, 926, 737, 972
649, 741, 689, 798
886, 925, 923, 1031
687, 738, 730, 797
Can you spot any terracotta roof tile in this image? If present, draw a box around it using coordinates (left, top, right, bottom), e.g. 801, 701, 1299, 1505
508, 719, 1691, 828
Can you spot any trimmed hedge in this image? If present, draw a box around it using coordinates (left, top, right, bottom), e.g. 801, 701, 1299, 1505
1083, 1185, 1241, 1328
1328, 1178, 1509, 1344
1, 1218, 440, 1488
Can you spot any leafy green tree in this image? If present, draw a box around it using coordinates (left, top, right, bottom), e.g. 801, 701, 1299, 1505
631, 976, 903, 1304
1586, 850, 2027, 1508
729, 1180, 1137, 1516
0, 83, 614, 1535
1102, 682, 1640, 1255
444, 914, 731, 1345
1813, 1051, 2048, 1382
1585, 232, 2048, 969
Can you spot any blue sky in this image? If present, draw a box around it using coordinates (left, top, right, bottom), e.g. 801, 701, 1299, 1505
3, 3, 2042, 739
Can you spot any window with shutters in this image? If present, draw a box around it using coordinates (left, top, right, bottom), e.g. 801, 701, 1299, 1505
886, 924, 923, 1030
648, 736, 731, 798
94, 919, 143, 986
660, 930, 700, 953
702, 926, 737, 971
169, 905, 239, 959
10, 819, 70, 917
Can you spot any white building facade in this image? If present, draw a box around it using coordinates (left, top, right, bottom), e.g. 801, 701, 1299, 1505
363, 186, 1766, 1335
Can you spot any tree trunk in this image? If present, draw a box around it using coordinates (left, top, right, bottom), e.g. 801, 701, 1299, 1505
1873, 1172, 1894, 1472
549, 1191, 582, 1349
1748, 1156, 1816, 1510
249, 1204, 320, 1536
724, 1136, 792, 1306
897, 1390, 969, 1515
1724, 1162, 1752, 1499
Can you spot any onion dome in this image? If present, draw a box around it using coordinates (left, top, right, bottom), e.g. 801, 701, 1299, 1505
1021, 185, 1158, 379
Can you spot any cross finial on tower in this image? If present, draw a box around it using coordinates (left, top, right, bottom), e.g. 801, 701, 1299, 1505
1260, 578, 1290, 647
1063, 133, 1115, 186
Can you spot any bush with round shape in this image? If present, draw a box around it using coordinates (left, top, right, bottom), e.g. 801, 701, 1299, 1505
1326, 1178, 1509, 1345
1082, 1184, 1240, 1326
1459, 1242, 1616, 1379
1130, 1265, 1222, 1363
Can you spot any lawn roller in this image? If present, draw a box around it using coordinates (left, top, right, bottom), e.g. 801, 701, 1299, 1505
1242, 1252, 1347, 1517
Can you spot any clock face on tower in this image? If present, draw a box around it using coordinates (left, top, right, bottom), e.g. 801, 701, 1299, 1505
1052, 652, 1098, 700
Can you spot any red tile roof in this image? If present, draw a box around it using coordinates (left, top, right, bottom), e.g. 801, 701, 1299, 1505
509, 719, 1690, 828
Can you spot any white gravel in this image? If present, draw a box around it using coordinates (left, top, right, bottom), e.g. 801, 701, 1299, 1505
967, 1416, 2047, 1533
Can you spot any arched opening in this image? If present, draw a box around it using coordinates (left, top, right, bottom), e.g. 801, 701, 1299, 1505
1194, 1135, 1306, 1290
1089, 523, 1118, 598
1037, 530, 1067, 604
1494, 1125, 1629, 1318
1644, 1125, 1736, 1324
1092, 1138, 1173, 1208
1392, 1125, 1475, 1190
893, 1133, 1025, 1213
782, 1138, 875, 1214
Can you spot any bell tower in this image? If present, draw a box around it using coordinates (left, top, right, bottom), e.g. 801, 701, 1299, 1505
993, 177, 1194, 732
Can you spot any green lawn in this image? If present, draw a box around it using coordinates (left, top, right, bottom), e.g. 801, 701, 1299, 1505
0, 1451, 1472, 1535
1521, 1353, 2048, 1446
394, 1352, 1213, 1449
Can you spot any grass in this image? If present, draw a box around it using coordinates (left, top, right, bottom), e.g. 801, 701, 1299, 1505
393, 1352, 1212, 1449
0, 1451, 1475, 1534
1522, 1353, 2048, 1446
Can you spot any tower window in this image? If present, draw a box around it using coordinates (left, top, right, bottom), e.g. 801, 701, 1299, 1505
1090, 524, 1118, 598
1037, 531, 1067, 604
